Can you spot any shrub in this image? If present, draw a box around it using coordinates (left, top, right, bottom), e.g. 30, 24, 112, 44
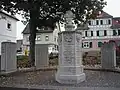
17, 55, 29, 68
49, 58, 58, 66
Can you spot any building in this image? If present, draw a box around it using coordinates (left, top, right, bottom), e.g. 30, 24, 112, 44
16, 39, 24, 55
82, 11, 120, 52
22, 11, 120, 53
58, 11, 120, 52
0, 11, 19, 54
22, 24, 59, 54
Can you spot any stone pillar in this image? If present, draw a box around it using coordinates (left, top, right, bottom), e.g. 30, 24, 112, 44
101, 42, 116, 69
35, 44, 49, 69
0, 42, 17, 74
55, 31, 86, 84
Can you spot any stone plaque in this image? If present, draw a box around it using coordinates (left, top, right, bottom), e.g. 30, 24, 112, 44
63, 51, 75, 57
63, 33, 74, 45
64, 57, 75, 65
64, 45, 75, 51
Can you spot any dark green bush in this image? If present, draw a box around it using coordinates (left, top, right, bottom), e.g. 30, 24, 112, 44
17, 55, 29, 68
49, 58, 58, 66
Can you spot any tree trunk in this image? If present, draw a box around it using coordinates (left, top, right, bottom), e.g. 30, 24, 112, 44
29, 10, 37, 67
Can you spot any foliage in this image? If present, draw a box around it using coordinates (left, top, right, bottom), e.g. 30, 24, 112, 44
0, 0, 106, 67
0, 0, 106, 25
49, 58, 58, 66
82, 51, 101, 66
17, 55, 29, 68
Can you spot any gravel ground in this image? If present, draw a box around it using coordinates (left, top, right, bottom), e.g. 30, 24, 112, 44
0, 70, 120, 88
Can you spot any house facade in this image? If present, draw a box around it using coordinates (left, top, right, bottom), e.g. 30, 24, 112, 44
58, 11, 120, 52
22, 24, 59, 54
0, 11, 19, 54
82, 11, 120, 52
22, 11, 120, 54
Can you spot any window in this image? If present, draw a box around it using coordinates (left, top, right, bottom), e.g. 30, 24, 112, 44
108, 19, 111, 24
37, 36, 41, 41
91, 31, 93, 36
99, 31, 105, 36
97, 30, 105, 37
85, 31, 91, 37
118, 29, 120, 35
89, 42, 92, 48
82, 43, 83, 48
54, 37, 56, 42
100, 20, 103, 25
52, 47, 54, 51
104, 30, 107, 36
96, 20, 99, 25
57, 46, 59, 50
61, 24, 64, 27
7, 23, 11, 30
85, 31, 87, 37
45, 35, 49, 41
98, 42, 103, 47
83, 42, 92, 48
88, 21, 91, 25
27, 36, 29, 41
113, 30, 117, 36
97, 31, 99, 36
83, 42, 89, 48
35, 37, 37, 41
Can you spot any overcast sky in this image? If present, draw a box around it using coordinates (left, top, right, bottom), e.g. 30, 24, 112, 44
16, 0, 120, 40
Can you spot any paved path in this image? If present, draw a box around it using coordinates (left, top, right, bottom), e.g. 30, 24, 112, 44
0, 70, 120, 90
0, 86, 120, 90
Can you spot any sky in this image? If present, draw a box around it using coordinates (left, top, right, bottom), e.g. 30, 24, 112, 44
16, 0, 120, 40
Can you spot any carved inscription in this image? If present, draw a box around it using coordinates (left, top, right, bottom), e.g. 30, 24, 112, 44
64, 45, 74, 51
68, 67, 76, 74
64, 57, 75, 64
63, 51, 74, 57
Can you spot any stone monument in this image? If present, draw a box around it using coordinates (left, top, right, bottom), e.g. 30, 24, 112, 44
55, 11, 86, 84
0, 42, 17, 74
35, 44, 49, 69
101, 42, 116, 69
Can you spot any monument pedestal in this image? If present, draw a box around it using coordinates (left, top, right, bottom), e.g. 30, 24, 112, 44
55, 31, 86, 84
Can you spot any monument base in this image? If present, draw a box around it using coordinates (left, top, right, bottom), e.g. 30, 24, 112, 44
0, 69, 17, 75
56, 72, 86, 84
56, 66, 86, 84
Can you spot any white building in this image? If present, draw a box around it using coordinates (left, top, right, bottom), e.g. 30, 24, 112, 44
0, 11, 19, 54
22, 24, 59, 54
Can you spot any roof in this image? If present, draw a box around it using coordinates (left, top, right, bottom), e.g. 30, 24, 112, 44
96, 11, 113, 19
22, 23, 54, 34
76, 24, 89, 30
0, 11, 19, 21
111, 17, 120, 29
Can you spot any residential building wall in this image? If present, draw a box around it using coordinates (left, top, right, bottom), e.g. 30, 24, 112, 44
82, 17, 120, 52
23, 28, 59, 54
0, 13, 18, 54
